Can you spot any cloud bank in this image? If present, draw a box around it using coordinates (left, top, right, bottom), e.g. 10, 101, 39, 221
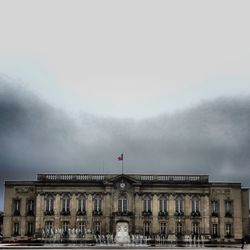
1, 80, 250, 209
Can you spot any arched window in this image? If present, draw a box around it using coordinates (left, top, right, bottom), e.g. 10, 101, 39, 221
45, 194, 54, 215
61, 194, 70, 215
191, 196, 200, 216
143, 195, 151, 212
159, 196, 167, 213
118, 194, 128, 213
175, 196, 184, 214
77, 195, 86, 215
192, 197, 200, 212
93, 194, 102, 215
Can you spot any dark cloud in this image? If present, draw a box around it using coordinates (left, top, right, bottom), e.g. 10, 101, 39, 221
1, 80, 250, 210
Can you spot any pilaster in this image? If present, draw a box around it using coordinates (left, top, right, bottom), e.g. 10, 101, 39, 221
35, 193, 43, 234
87, 193, 93, 232
152, 194, 158, 234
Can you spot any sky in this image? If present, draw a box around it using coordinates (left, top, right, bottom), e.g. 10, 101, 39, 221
0, 0, 250, 210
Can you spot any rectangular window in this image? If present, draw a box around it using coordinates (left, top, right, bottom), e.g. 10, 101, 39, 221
225, 201, 233, 216
160, 222, 166, 235
144, 222, 150, 236
27, 222, 34, 235
62, 221, 69, 233
176, 222, 182, 236
95, 222, 101, 235
212, 201, 219, 215
45, 221, 53, 235
27, 200, 35, 216
226, 224, 232, 238
13, 222, 19, 236
118, 198, 128, 212
212, 224, 218, 237
192, 222, 199, 235
78, 222, 85, 235
13, 199, 21, 216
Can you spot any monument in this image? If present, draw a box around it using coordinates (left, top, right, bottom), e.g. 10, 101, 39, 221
115, 221, 131, 245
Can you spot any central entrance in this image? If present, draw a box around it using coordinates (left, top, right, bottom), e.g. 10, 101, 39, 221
115, 221, 130, 244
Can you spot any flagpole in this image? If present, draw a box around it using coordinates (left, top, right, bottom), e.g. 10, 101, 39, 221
122, 156, 124, 176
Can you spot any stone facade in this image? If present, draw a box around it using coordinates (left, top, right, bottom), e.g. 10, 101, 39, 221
3, 173, 249, 242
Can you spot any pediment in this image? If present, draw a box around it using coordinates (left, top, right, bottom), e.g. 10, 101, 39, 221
107, 174, 141, 185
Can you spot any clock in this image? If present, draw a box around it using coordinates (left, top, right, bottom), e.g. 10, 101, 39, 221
120, 182, 126, 188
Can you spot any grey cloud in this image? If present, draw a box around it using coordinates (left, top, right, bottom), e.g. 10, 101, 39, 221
0, 81, 250, 209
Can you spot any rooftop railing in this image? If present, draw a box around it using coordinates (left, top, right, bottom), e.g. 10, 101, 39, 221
37, 174, 209, 183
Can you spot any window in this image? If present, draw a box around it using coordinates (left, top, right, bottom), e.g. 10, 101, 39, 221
212, 224, 218, 238
78, 222, 85, 235
159, 197, 167, 212
191, 197, 200, 216
160, 222, 166, 236
77, 195, 86, 215
93, 195, 102, 215
13, 222, 19, 236
118, 194, 128, 213
176, 222, 183, 237
61, 194, 70, 215
211, 201, 219, 216
45, 195, 54, 215
225, 201, 233, 217
13, 199, 21, 216
27, 200, 35, 216
192, 222, 199, 235
192, 197, 200, 212
143, 222, 150, 236
226, 224, 232, 238
175, 196, 184, 215
94, 196, 102, 211
143, 196, 151, 214
27, 222, 34, 236
94, 222, 101, 235
45, 221, 53, 236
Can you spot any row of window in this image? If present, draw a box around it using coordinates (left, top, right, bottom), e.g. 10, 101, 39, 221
12, 199, 35, 216
12, 196, 233, 218
13, 221, 232, 238
13, 222, 34, 236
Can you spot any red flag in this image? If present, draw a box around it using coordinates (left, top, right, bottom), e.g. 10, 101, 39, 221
117, 153, 123, 161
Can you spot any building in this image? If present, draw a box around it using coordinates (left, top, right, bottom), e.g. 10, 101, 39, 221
3, 173, 249, 242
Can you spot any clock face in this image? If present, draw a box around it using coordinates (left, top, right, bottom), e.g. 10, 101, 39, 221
120, 182, 126, 188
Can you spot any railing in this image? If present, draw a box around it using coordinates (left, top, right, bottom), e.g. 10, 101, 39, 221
37, 174, 209, 183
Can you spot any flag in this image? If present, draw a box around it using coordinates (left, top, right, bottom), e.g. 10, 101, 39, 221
117, 153, 123, 161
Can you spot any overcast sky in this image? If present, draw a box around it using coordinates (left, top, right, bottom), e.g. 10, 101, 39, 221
0, 0, 250, 210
